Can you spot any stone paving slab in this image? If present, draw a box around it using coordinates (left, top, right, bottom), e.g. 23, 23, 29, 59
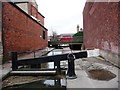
1, 68, 12, 80
67, 57, 119, 89
1, 48, 119, 89
67, 70, 94, 88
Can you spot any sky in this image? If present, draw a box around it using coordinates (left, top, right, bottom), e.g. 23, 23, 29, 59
36, 0, 86, 36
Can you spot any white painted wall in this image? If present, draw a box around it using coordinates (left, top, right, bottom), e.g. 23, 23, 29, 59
16, 3, 28, 14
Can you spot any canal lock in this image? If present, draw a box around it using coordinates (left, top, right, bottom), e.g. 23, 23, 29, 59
2, 47, 118, 89
2, 48, 68, 90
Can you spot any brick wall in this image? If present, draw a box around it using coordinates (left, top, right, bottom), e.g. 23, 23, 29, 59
0, 1, 3, 56
31, 4, 38, 18
3, 2, 48, 57
31, 4, 44, 25
83, 2, 119, 54
0, 1, 2, 42
37, 12, 44, 26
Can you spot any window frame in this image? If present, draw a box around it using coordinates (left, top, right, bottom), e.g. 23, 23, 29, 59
42, 30, 46, 40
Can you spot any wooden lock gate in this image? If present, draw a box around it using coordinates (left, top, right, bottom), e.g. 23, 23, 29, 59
11, 51, 87, 79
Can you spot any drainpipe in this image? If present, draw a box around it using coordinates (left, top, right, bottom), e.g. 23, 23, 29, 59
1, 2, 5, 63
0, 1, 4, 63
2, 2, 4, 62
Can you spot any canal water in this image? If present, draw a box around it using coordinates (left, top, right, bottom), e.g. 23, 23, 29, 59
3, 78, 66, 90
2, 48, 67, 90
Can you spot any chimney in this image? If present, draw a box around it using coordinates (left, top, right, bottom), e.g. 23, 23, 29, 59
77, 25, 79, 32
80, 28, 83, 31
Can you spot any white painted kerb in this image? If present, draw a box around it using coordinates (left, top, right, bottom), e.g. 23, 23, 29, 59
87, 49, 100, 57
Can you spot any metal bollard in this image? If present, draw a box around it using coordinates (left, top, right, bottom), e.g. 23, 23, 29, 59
66, 53, 77, 79
11, 52, 18, 71
54, 61, 61, 75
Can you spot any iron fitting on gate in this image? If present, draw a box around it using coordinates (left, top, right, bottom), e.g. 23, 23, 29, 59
66, 53, 77, 79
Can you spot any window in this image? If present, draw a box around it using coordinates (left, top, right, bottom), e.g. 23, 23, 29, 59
42, 30, 46, 40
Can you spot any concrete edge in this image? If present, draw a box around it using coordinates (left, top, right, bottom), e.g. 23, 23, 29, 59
41, 48, 55, 56
2, 69, 12, 81
99, 50, 120, 68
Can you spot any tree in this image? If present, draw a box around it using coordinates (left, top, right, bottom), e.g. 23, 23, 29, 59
51, 30, 57, 38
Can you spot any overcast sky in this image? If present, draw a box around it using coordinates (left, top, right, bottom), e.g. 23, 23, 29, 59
36, 0, 86, 36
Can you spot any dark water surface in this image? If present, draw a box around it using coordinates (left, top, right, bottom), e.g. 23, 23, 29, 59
3, 78, 66, 90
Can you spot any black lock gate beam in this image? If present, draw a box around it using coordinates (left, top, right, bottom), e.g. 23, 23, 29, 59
12, 51, 87, 66
11, 51, 87, 78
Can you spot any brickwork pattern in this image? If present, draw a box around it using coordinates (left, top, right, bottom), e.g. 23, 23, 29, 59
0, 2, 3, 55
31, 4, 38, 18
83, 2, 119, 54
31, 4, 44, 26
3, 3, 48, 56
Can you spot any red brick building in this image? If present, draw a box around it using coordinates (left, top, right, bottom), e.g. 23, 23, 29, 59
1, 0, 48, 60
83, 2, 119, 66
0, 1, 3, 56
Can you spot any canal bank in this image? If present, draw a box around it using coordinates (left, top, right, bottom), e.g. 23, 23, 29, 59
1, 47, 119, 89
2, 48, 67, 90
3, 75, 66, 90
67, 57, 119, 89
1, 47, 54, 80
66, 48, 119, 89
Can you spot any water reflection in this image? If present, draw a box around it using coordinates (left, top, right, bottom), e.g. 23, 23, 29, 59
44, 80, 54, 86
2, 49, 67, 90
3, 79, 66, 90
48, 49, 63, 56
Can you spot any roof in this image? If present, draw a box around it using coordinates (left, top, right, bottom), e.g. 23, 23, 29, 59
10, 0, 36, 3
59, 33, 74, 37
9, 2, 48, 31
12, 0, 38, 9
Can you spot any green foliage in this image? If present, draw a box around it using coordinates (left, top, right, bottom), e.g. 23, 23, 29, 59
73, 31, 83, 43
73, 31, 83, 36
